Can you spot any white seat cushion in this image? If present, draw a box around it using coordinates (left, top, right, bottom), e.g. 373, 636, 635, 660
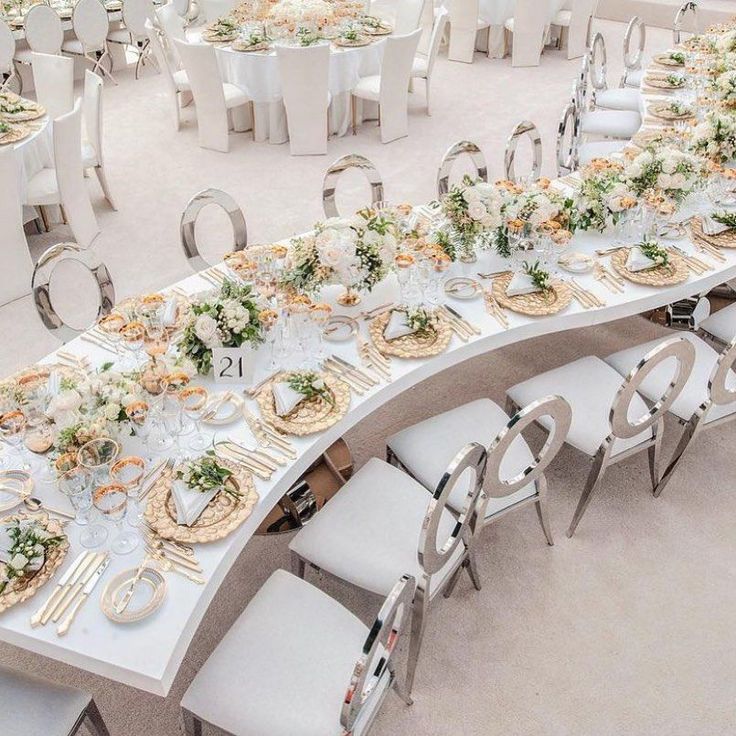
13, 47, 33, 64
625, 68, 645, 87
289, 458, 465, 597
81, 140, 97, 168
595, 87, 642, 113
578, 140, 626, 166
181, 569, 384, 736
581, 109, 641, 139
352, 75, 380, 102
172, 68, 190, 92
25, 168, 59, 206
223, 82, 248, 108
411, 55, 428, 78
107, 28, 132, 43
387, 399, 538, 519
700, 303, 736, 345
605, 334, 736, 425
61, 39, 86, 54
553, 9, 572, 26
507, 356, 653, 457
504, 17, 514, 32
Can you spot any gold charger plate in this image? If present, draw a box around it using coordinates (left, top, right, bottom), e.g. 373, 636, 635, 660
0, 124, 31, 146
364, 25, 391, 35
0, 101, 46, 122
0, 515, 69, 614
144, 460, 258, 544
369, 310, 452, 358
203, 32, 238, 42
232, 40, 270, 52
648, 102, 693, 121
334, 36, 371, 47
256, 371, 350, 436
492, 273, 573, 316
631, 127, 680, 148
690, 217, 736, 248
653, 53, 685, 67
610, 248, 689, 286
644, 76, 685, 90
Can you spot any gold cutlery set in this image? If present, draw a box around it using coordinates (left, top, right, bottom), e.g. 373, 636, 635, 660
670, 246, 714, 275
566, 279, 606, 308
201, 268, 226, 287
357, 336, 392, 380
594, 264, 626, 294
440, 305, 480, 341
215, 439, 285, 480
322, 355, 381, 395
240, 406, 297, 459
142, 526, 204, 585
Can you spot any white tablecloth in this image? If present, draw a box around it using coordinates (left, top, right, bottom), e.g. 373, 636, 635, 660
11, 117, 53, 212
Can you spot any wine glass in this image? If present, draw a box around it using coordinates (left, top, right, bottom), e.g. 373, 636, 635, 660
120, 320, 146, 371
93, 483, 139, 554
98, 313, 126, 360
59, 466, 109, 548
179, 387, 211, 452
310, 303, 332, 363
77, 437, 120, 485
110, 456, 146, 527
0, 411, 30, 471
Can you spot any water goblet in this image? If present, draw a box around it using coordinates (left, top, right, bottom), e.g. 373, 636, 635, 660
98, 313, 126, 359
110, 456, 146, 526
93, 483, 139, 555
0, 411, 30, 471
179, 387, 211, 452
77, 437, 120, 485
59, 466, 109, 548
309, 303, 332, 361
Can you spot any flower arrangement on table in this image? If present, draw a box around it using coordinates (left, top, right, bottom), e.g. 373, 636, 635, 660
575, 159, 639, 232
0, 517, 65, 596
624, 146, 705, 204
177, 452, 240, 500
287, 370, 334, 405
438, 176, 504, 260
231, 0, 364, 35
690, 109, 736, 162
179, 279, 264, 375
712, 69, 736, 107
716, 30, 736, 55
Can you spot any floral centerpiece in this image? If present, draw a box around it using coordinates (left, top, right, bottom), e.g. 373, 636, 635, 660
716, 30, 736, 55
712, 69, 736, 107
179, 279, 264, 374
177, 452, 240, 500
287, 371, 334, 405
624, 146, 705, 203
575, 159, 638, 232
690, 109, 736, 162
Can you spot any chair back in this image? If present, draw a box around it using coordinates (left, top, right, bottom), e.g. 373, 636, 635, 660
32, 243, 114, 342
180, 188, 247, 270
556, 99, 579, 176
83, 70, 104, 167
417, 0, 434, 54
31, 51, 74, 121
418, 442, 487, 576
276, 42, 329, 156
567, 0, 598, 60
485, 396, 571, 500
623, 16, 645, 72
394, 0, 424, 34
54, 99, 100, 247
172, 0, 191, 16
0, 19, 14, 75
24, 4, 64, 55
504, 120, 542, 184
156, 3, 186, 41
436, 140, 487, 197
173, 39, 229, 151
511, 0, 546, 67
573, 54, 588, 111
610, 336, 695, 441
589, 31, 607, 94
424, 7, 448, 80
708, 338, 736, 409
72, 0, 110, 51
378, 29, 421, 143
322, 154, 384, 218
673, 1, 698, 45
340, 574, 415, 733
449, 0, 478, 33
123, 0, 155, 39
201, 0, 238, 22
0, 146, 33, 306
146, 19, 178, 92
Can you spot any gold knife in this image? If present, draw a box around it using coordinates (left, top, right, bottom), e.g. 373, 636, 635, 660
51, 552, 106, 623
40, 552, 100, 626
57, 556, 110, 636
31, 551, 91, 627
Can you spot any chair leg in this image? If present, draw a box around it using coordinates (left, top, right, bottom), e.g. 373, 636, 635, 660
535, 496, 554, 546
464, 553, 482, 591
653, 415, 702, 498
647, 421, 663, 493
38, 205, 50, 232
442, 564, 463, 599
405, 584, 429, 696
81, 700, 111, 736
351, 95, 357, 135
388, 660, 413, 706
566, 449, 609, 538
425, 77, 431, 116
94, 166, 117, 211
181, 709, 203, 736
290, 550, 306, 578
59, 204, 68, 225
504, 395, 518, 416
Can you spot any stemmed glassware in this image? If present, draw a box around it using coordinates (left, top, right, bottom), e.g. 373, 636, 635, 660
59, 466, 109, 548
120, 321, 146, 371
179, 387, 211, 452
309, 303, 332, 362
110, 456, 146, 527
93, 483, 139, 554
98, 313, 126, 360
0, 411, 30, 471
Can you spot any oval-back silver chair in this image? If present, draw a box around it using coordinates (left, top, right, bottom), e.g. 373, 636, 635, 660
556, 99, 579, 176
620, 16, 645, 88
504, 120, 542, 184
32, 243, 115, 343
322, 154, 384, 218
589, 31, 608, 104
436, 140, 488, 197
673, 1, 698, 45
180, 188, 247, 272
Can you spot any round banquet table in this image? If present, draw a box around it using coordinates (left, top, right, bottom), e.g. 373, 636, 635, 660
190, 31, 385, 144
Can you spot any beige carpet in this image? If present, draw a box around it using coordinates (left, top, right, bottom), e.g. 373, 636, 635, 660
2, 19, 736, 736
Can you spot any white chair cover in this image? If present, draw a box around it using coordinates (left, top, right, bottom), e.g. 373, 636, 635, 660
71, 0, 110, 52
417, 0, 433, 54
276, 43, 329, 156
31, 51, 74, 121
54, 99, 100, 247
156, 3, 186, 43
510, 0, 546, 67
413, 7, 448, 113
448, 0, 482, 63
122, 0, 155, 40
0, 147, 33, 306
146, 20, 187, 129
394, 0, 424, 34
201, 0, 238, 21
83, 70, 116, 209
377, 29, 421, 143
24, 4, 64, 55
0, 19, 15, 75
567, 0, 597, 59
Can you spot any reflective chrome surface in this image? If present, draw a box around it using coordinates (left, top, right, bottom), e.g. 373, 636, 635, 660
322, 154, 384, 219
556, 100, 579, 176
673, 1, 698, 45
621, 16, 645, 86
504, 121, 543, 184
436, 140, 488, 197
589, 31, 608, 99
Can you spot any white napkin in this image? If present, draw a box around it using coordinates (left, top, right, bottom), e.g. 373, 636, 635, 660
506, 272, 542, 296
383, 310, 419, 341
162, 297, 178, 327
702, 215, 731, 236
626, 246, 658, 272
47, 370, 61, 398
272, 382, 305, 417
171, 479, 219, 526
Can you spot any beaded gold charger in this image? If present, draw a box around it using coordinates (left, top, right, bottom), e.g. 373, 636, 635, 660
256, 371, 350, 436
653, 53, 685, 67
648, 102, 694, 121
232, 39, 270, 51
115, 292, 191, 332
690, 217, 736, 248
492, 273, 573, 316
203, 31, 238, 42
334, 35, 371, 47
144, 460, 258, 544
369, 310, 452, 358
0, 515, 69, 614
631, 127, 681, 148
643, 76, 685, 91
0, 96, 45, 122
610, 249, 689, 286
0, 123, 31, 145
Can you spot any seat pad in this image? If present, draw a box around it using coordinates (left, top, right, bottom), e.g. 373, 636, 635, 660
595, 87, 642, 112
25, 168, 59, 206
581, 109, 641, 139
700, 303, 736, 345
223, 82, 249, 107
352, 75, 380, 102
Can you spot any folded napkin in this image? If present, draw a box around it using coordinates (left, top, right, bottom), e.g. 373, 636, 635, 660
506, 272, 542, 297
273, 382, 305, 417
702, 215, 731, 236
171, 479, 219, 526
162, 297, 179, 327
626, 246, 658, 272
383, 310, 419, 341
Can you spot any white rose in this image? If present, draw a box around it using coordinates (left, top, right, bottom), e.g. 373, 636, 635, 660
467, 201, 487, 221
318, 245, 345, 269
194, 314, 220, 348
104, 403, 121, 421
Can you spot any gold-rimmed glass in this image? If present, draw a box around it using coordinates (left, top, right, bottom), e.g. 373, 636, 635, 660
77, 437, 120, 484
98, 313, 126, 358
111, 455, 146, 527
93, 483, 139, 555
120, 320, 146, 370
0, 410, 29, 471
60, 465, 109, 548
179, 386, 211, 451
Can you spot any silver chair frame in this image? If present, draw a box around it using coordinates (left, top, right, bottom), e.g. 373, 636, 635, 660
654, 338, 736, 498
71, 700, 111, 736
673, 1, 698, 45
556, 99, 580, 176
436, 140, 488, 197
292, 442, 488, 695
322, 154, 384, 219
620, 16, 645, 88
504, 121, 542, 184
589, 31, 607, 107
107, 31, 153, 80
180, 188, 248, 272
64, 3, 118, 85
31, 243, 115, 343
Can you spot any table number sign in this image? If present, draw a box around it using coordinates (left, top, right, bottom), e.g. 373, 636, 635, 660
212, 347, 257, 385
